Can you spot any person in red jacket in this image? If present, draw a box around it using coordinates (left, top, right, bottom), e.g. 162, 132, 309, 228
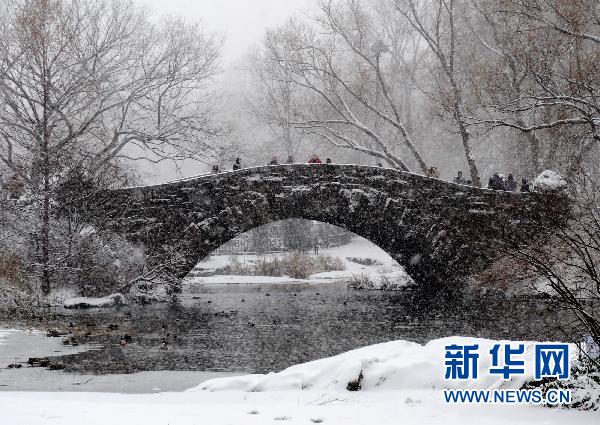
308, 154, 322, 164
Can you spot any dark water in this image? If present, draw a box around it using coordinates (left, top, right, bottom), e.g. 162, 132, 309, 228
9, 283, 565, 374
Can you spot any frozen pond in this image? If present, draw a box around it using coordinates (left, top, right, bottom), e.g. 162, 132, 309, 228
1, 282, 566, 375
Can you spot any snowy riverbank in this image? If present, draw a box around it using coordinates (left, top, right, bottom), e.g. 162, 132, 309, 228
184, 237, 414, 289
1, 329, 599, 423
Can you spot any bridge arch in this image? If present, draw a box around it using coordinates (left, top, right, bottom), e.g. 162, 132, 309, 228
86, 164, 568, 287
188, 218, 406, 284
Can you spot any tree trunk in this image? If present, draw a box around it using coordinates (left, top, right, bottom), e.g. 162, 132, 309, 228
40, 82, 51, 295
528, 132, 541, 176
453, 91, 481, 186
41, 153, 50, 295
458, 121, 481, 187
40, 4, 51, 296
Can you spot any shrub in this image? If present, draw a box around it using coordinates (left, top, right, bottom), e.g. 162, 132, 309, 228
255, 255, 285, 276
346, 257, 383, 267
52, 230, 146, 297
502, 172, 600, 369
345, 273, 376, 290
345, 273, 410, 291
0, 254, 20, 282
0, 279, 35, 317
219, 253, 346, 279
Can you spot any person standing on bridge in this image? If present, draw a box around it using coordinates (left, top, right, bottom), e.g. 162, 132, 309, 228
324, 157, 335, 175
269, 155, 279, 165
286, 155, 294, 164
232, 158, 241, 171
488, 173, 504, 190
425, 166, 440, 178
506, 173, 517, 191
308, 154, 322, 164
453, 171, 466, 185
211, 164, 219, 174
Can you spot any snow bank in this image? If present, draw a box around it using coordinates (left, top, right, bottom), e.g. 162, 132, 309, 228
324, 237, 396, 264
45, 287, 79, 307
193, 337, 576, 392
313, 240, 414, 288
533, 170, 567, 192
63, 293, 128, 309
311, 266, 414, 289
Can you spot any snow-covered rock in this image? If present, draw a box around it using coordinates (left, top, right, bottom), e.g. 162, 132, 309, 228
533, 170, 567, 192
63, 293, 128, 309
192, 337, 577, 393
129, 280, 174, 304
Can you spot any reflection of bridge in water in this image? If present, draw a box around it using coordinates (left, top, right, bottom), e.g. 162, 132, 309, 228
83, 164, 570, 288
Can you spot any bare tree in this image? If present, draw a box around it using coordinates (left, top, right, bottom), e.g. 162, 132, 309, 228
373, 0, 425, 136
502, 173, 600, 367
395, 0, 482, 186
247, 36, 308, 159
462, 0, 543, 175
0, 0, 221, 294
469, 0, 600, 179
257, 1, 429, 172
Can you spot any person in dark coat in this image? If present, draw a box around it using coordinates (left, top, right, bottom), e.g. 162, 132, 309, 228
453, 171, 465, 185
325, 158, 332, 164
269, 155, 279, 165
286, 155, 294, 164
520, 178, 530, 192
488, 173, 504, 190
506, 173, 517, 191
211, 164, 219, 174
232, 158, 241, 170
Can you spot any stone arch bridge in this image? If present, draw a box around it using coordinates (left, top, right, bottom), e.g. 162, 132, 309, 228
83, 165, 569, 288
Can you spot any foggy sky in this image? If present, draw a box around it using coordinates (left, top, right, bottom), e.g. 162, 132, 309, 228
134, 0, 313, 183
137, 0, 313, 64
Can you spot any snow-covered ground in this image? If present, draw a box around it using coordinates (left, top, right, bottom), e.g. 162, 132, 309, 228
185, 237, 414, 289
1, 388, 597, 425
0, 330, 598, 424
